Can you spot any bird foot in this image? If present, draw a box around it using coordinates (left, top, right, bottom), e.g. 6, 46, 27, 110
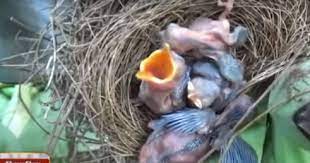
217, 0, 234, 19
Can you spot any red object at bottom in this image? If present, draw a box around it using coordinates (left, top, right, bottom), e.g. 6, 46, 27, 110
0, 159, 50, 163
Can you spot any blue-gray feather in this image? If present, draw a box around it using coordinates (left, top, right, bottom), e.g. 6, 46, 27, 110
192, 61, 223, 83
220, 137, 257, 163
217, 53, 244, 83
152, 108, 216, 134
231, 26, 248, 47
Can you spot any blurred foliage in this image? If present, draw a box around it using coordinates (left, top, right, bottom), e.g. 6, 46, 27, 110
262, 59, 310, 163
0, 84, 68, 162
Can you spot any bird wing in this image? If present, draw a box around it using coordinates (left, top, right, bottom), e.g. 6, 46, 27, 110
220, 136, 258, 163
152, 108, 216, 134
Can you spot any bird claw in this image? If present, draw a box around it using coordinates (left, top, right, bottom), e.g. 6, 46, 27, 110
217, 0, 234, 19
217, 0, 234, 8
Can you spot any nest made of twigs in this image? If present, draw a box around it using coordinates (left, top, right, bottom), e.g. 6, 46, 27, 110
48, 0, 310, 161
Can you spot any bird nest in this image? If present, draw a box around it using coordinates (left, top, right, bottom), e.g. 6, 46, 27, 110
48, 0, 309, 161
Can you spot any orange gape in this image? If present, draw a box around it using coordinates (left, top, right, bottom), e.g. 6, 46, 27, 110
136, 44, 176, 84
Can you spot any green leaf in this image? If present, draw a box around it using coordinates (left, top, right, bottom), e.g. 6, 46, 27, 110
1, 85, 36, 138
263, 60, 310, 163
0, 123, 22, 151
0, 84, 68, 159
239, 95, 269, 163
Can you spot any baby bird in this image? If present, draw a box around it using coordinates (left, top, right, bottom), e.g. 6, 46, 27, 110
139, 131, 210, 163
187, 61, 239, 112
148, 95, 253, 138
136, 43, 189, 114
189, 17, 248, 48
187, 77, 221, 109
159, 23, 224, 54
159, 17, 248, 55
139, 108, 216, 163
141, 102, 257, 163
194, 51, 246, 113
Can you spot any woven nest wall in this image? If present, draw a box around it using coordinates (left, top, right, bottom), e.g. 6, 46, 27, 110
53, 0, 310, 161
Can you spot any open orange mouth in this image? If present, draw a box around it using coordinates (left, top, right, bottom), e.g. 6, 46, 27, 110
136, 43, 176, 84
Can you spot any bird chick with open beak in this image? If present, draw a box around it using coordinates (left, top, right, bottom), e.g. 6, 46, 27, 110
139, 108, 216, 163
136, 43, 189, 114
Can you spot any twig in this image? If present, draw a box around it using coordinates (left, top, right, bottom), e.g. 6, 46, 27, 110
45, 17, 58, 90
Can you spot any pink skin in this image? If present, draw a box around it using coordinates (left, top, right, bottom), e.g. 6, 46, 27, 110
189, 18, 230, 36
217, 0, 234, 20
160, 19, 239, 54
138, 52, 188, 114
159, 0, 236, 54
139, 131, 210, 163
160, 23, 229, 54
189, 18, 238, 46
138, 81, 174, 114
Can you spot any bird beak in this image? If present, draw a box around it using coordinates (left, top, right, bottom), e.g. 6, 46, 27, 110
136, 43, 177, 84
187, 81, 203, 109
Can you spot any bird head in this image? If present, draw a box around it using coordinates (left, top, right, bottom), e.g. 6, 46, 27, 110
187, 78, 221, 109
136, 43, 177, 89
